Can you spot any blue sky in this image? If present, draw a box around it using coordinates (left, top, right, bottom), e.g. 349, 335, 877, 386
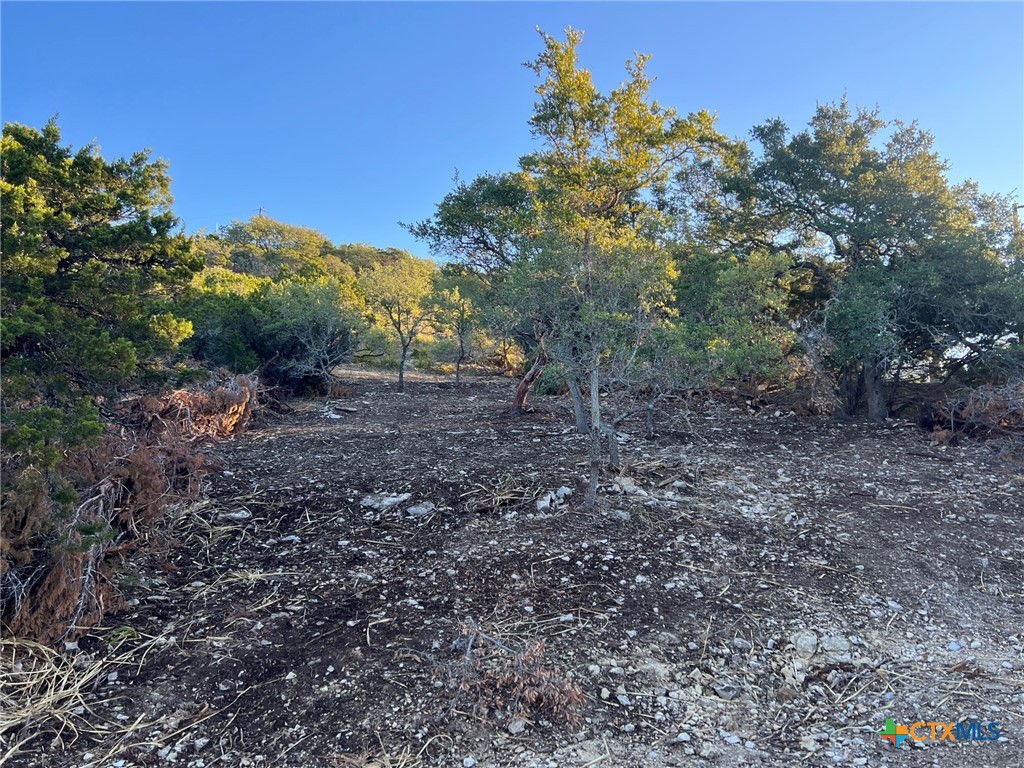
3, 2, 1022, 257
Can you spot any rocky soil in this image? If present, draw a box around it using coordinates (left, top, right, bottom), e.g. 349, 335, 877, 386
5, 369, 1023, 767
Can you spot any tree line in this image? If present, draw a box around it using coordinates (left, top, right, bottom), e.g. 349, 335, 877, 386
410, 28, 1023, 501
2, 27, 1022, 634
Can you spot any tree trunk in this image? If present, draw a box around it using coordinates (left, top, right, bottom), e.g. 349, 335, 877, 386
398, 345, 408, 393
604, 424, 620, 472
566, 377, 588, 433
584, 367, 603, 508
455, 337, 465, 386
886, 361, 902, 415
585, 429, 601, 509
510, 350, 547, 413
835, 361, 863, 418
864, 355, 887, 422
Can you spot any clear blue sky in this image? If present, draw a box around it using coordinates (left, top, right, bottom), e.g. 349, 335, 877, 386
3, 2, 1022, 257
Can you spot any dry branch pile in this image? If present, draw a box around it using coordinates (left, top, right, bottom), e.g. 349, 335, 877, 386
1, 372, 262, 644
127, 371, 259, 440
442, 621, 586, 729
943, 380, 1024, 438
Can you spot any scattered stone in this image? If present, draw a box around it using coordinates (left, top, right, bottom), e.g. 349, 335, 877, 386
613, 476, 648, 496
800, 734, 821, 752
712, 680, 741, 700
360, 492, 411, 511
699, 743, 721, 759
792, 631, 818, 659
776, 686, 799, 703
51, 373, 1021, 768
821, 636, 850, 653
406, 501, 435, 517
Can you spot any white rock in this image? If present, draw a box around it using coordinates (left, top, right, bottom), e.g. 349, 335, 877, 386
712, 681, 740, 700
792, 630, 818, 659
360, 492, 412, 511
799, 734, 821, 752
407, 501, 436, 517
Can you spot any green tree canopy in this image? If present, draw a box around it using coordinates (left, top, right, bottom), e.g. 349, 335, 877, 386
358, 255, 438, 392
206, 214, 340, 279
727, 100, 1024, 419
2, 119, 200, 447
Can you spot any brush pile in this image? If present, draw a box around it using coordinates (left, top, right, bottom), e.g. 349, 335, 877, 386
925, 380, 1024, 448
1, 371, 262, 644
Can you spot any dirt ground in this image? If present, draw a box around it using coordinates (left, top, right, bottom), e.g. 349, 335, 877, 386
5, 368, 1023, 767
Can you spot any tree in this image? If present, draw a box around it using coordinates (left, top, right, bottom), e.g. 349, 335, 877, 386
1, 119, 200, 436
1, 119, 201, 636
408, 172, 546, 406
181, 266, 273, 373
268, 277, 366, 393
185, 215, 378, 391
730, 101, 1024, 420
216, 214, 336, 278
358, 256, 437, 392
413, 28, 730, 504
431, 265, 485, 385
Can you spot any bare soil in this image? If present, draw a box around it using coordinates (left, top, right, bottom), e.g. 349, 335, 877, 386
7, 369, 1023, 768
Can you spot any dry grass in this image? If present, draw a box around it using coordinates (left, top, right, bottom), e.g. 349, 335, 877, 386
330, 734, 452, 767
0, 635, 156, 760
1, 639, 108, 737
460, 472, 540, 513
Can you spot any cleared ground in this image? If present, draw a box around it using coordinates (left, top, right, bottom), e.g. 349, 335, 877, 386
7, 369, 1023, 767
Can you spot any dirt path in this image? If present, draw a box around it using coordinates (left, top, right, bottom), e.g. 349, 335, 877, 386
10, 371, 1023, 767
